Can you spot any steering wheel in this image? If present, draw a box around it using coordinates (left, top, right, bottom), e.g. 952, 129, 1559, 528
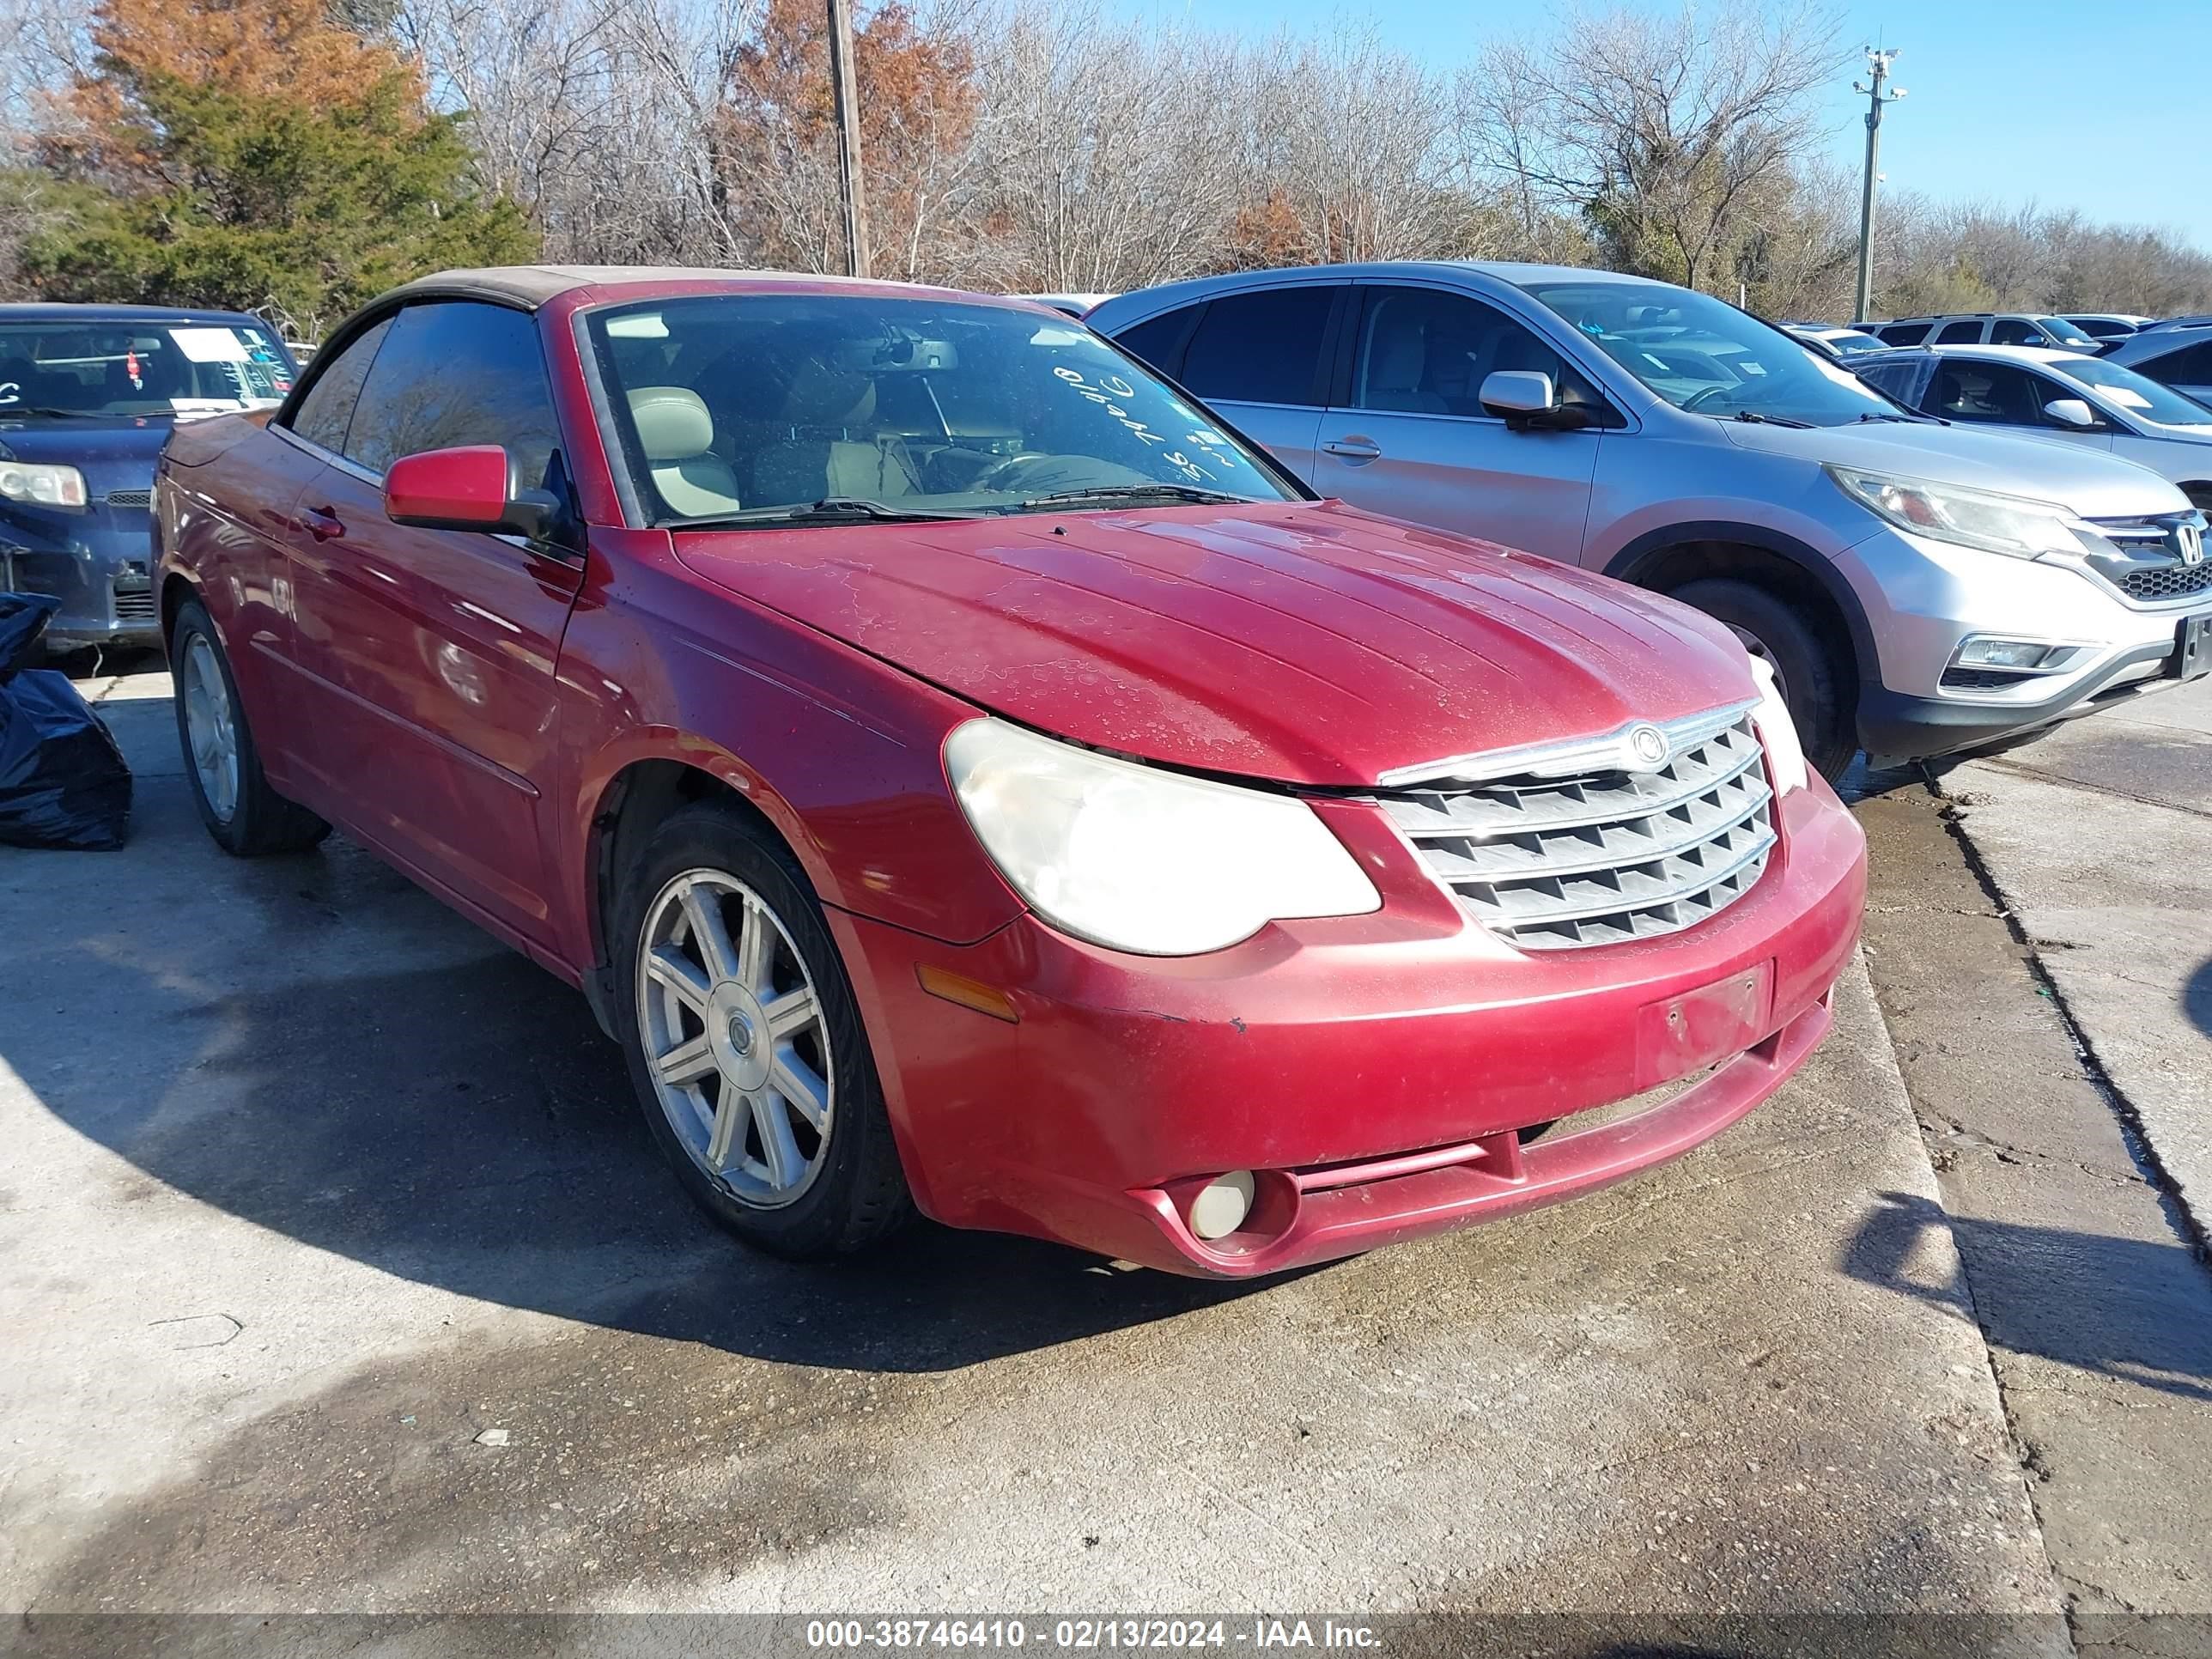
974, 453, 1057, 492
1681, 385, 1731, 412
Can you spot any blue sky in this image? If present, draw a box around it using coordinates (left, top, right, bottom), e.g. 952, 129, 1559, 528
1101, 0, 2212, 249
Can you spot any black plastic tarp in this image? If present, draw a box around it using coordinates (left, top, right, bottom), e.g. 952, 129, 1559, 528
0, 593, 133, 850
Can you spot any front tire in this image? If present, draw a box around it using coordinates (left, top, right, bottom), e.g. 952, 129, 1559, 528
611, 802, 913, 1259
1667, 578, 1856, 784
169, 599, 331, 855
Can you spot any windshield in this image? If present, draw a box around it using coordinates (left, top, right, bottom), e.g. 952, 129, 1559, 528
0, 320, 294, 419
586, 295, 1298, 526
1521, 283, 1903, 426
2051, 355, 2212, 429
1823, 330, 1886, 356
2037, 317, 2098, 347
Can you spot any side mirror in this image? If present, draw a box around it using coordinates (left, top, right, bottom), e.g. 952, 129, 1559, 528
384, 445, 563, 540
1480, 369, 1556, 418
2041, 398, 2100, 430
1480, 368, 1592, 431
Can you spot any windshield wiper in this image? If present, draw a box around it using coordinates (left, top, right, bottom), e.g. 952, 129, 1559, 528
1012, 483, 1258, 511
1729, 410, 1814, 429
1855, 410, 1930, 424
670, 497, 983, 528
3, 405, 106, 420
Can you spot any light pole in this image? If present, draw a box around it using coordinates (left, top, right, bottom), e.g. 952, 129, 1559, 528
826, 0, 871, 279
1852, 47, 1905, 325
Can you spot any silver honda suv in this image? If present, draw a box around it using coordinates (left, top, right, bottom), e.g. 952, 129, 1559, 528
1088, 264, 2209, 780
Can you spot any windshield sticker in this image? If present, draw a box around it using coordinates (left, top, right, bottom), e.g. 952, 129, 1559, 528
171, 326, 252, 363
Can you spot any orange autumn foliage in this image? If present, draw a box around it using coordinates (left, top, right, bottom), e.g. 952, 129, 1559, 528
58, 0, 422, 180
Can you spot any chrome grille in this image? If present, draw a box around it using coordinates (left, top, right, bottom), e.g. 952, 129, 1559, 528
1377, 711, 1776, 951
104, 489, 154, 510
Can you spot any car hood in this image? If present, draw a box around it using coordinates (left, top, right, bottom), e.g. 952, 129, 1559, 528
672, 501, 1755, 787
1719, 416, 2191, 517
0, 416, 172, 467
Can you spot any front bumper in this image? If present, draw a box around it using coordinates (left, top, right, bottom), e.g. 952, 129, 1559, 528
831, 780, 1867, 1278
1, 507, 162, 650
1840, 524, 2206, 761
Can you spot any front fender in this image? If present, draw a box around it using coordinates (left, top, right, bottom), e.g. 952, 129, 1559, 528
550, 530, 1027, 975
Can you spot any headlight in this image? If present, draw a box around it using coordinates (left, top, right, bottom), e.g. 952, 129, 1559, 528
1747, 657, 1807, 795
0, 461, 88, 509
945, 717, 1381, 956
1825, 465, 2078, 559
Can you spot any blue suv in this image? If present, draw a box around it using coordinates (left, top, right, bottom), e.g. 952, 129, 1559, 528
0, 304, 297, 653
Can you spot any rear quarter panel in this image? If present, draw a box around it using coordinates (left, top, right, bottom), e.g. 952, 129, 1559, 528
156, 415, 327, 778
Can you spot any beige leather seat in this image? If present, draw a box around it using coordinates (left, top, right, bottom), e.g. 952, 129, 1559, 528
627, 386, 743, 518
750, 360, 924, 505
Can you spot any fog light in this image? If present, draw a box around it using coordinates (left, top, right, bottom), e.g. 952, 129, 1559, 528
1954, 636, 2057, 671
1188, 1170, 1256, 1240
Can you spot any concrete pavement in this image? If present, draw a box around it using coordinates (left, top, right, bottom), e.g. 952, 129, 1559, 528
1850, 675, 2212, 1657
2, 669, 2050, 1625
3, 657, 2203, 1650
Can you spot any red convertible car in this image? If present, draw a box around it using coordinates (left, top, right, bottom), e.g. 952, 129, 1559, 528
155, 267, 1865, 1277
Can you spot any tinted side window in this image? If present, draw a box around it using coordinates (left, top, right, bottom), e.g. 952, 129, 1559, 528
343, 301, 562, 489
1877, 322, 1930, 345
1349, 286, 1610, 421
287, 318, 392, 454
1112, 307, 1202, 379
1989, 319, 2039, 345
1931, 361, 2044, 424
1856, 360, 1924, 404
2144, 340, 2212, 386
1178, 288, 1336, 406
1935, 319, 1983, 343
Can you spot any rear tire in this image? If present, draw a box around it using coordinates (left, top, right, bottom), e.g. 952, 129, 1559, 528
611, 801, 914, 1260
1667, 577, 1855, 784
169, 599, 331, 856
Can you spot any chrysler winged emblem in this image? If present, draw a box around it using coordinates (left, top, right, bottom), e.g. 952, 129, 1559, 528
1627, 723, 1669, 769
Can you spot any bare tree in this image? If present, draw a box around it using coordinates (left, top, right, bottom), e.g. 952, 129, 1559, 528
1466, 1, 1844, 293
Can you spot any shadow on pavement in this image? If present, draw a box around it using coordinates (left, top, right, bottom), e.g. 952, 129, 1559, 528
2, 856, 1274, 1375
2185, 955, 2212, 1041
1843, 1190, 2212, 1402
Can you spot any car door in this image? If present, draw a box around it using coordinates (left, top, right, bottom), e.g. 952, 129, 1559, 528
1310, 283, 1605, 560
280, 299, 583, 945
1152, 284, 1340, 477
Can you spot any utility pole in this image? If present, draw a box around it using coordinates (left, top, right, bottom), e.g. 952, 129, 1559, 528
1852, 47, 1905, 325
826, 0, 871, 279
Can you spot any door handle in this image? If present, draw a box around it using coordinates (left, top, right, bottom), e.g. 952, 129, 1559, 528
1322, 436, 1382, 461
300, 505, 345, 542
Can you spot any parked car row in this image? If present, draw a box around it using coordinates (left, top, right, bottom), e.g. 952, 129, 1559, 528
20, 255, 2203, 1281
1085, 264, 2206, 780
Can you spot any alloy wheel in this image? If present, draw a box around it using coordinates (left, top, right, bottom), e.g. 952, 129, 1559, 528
635, 868, 835, 1207
180, 633, 240, 823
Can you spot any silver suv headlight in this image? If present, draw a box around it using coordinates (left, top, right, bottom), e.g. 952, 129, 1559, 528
1825, 465, 2080, 560
945, 718, 1381, 956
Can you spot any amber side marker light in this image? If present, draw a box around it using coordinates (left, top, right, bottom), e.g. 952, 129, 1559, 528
915, 964, 1021, 1023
